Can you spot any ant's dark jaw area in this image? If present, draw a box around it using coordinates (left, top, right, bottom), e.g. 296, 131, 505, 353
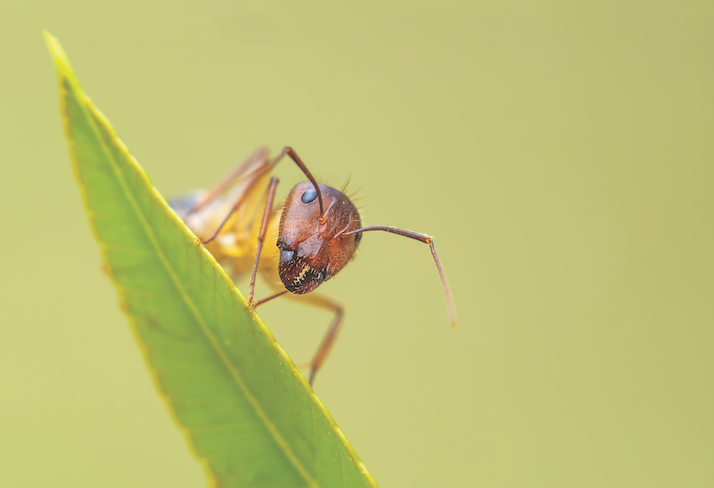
279, 257, 325, 294
277, 237, 326, 294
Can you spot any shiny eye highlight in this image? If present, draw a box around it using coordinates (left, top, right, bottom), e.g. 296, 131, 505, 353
301, 189, 318, 204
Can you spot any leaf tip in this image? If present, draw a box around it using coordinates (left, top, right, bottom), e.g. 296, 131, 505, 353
43, 32, 80, 89
43, 30, 63, 61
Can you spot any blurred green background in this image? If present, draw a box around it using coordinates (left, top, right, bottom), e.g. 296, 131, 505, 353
1, 1, 712, 487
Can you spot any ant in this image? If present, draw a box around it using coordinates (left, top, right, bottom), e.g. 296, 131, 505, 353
171, 147, 456, 385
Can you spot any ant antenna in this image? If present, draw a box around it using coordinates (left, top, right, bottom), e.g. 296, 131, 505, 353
343, 226, 457, 329
280, 147, 326, 224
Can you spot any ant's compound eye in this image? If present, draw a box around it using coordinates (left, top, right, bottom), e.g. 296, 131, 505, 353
301, 189, 318, 204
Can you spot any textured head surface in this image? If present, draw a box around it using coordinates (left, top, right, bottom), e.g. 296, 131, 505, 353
277, 182, 362, 294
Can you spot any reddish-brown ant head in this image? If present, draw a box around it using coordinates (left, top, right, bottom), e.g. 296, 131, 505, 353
277, 181, 362, 294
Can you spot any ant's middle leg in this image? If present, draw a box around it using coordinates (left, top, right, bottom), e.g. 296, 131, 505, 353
255, 285, 345, 386
302, 294, 344, 386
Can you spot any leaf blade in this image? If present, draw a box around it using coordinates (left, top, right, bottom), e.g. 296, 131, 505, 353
45, 32, 378, 488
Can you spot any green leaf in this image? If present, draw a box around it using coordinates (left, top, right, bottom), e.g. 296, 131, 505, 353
45, 32, 378, 488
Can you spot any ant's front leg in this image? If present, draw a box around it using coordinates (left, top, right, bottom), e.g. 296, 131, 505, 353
248, 176, 280, 307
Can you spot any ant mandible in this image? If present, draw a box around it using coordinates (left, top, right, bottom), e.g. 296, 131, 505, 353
171, 147, 456, 385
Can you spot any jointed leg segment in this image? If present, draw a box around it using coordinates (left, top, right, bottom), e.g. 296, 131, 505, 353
248, 176, 279, 305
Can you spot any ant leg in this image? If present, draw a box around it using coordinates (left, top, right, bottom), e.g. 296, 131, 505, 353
200, 164, 280, 245
248, 176, 280, 305
343, 226, 457, 329
208, 146, 324, 223
254, 290, 288, 307
189, 147, 268, 215
305, 296, 344, 385
254, 281, 345, 386
191, 148, 291, 244
190, 146, 323, 243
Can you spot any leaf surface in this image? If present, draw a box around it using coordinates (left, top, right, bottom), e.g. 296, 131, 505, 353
45, 32, 378, 488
